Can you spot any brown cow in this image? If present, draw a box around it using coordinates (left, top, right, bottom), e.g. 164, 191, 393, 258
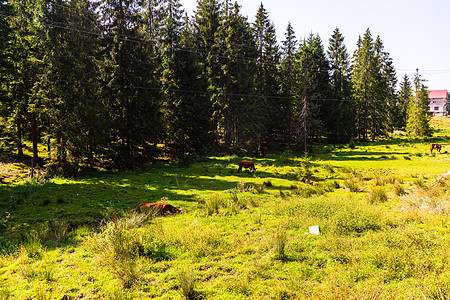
237, 160, 256, 173
430, 142, 442, 154
139, 203, 182, 215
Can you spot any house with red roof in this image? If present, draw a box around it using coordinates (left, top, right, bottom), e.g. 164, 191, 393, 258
428, 90, 448, 116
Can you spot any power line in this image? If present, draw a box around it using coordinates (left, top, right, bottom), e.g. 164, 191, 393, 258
0, 74, 401, 104
1, 9, 319, 71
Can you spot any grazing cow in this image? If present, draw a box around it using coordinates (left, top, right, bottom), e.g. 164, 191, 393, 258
139, 203, 182, 215
237, 160, 256, 173
430, 142, 442, 154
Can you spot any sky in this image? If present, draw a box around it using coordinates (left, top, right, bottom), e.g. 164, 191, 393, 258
179, 0, 450, 91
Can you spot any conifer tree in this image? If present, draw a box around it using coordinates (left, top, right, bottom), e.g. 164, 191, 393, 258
326, 27, 353, 142
351, 29, 378, 141
8, 0, 46, 162
253, 3, 281, 150
351, 29, 396, 140
373, 35, 396, 137
295, 34, 330, 150
406, 70, 431, 137
143, 0, 165, 47
280, 22, 297, 146
99, 0, 161, 167
193, 0, 222, 144
40, 0, 104, 164
0, 0, 13, 125
395, 74, 412, 129
214, 1, 257, 149
177, 15, 215, 155
160, 0, 213, 156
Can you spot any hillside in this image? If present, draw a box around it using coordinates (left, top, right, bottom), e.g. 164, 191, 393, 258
1, 118, 450, 299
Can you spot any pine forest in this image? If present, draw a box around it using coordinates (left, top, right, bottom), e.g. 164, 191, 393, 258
0, 0, 431, 169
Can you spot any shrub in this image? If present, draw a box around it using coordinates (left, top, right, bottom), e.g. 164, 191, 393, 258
323, 163, 335, 173
373, 175, 386, 186
297, 154, 313, 183
348, 140, 356, 149
413, 178, 427, 189
329, 204, 382, 235
264, 180, 273, 187
254, 183, 267, 194
140, 237, 173, 261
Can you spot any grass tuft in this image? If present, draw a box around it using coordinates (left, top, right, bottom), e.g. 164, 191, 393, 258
178, 267, 197, 300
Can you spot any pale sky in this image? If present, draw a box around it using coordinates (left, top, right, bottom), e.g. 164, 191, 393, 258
179, 0, 450, 91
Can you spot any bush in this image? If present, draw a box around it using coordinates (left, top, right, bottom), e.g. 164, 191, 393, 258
297, 154, 313, 183
329, 204, 383, 235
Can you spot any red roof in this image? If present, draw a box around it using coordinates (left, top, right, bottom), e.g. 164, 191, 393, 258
428, 90, 448, 99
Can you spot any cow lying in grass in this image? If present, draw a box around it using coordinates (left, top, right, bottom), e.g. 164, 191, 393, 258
139, 202, 182, 215
430, 142, 442, 154
237, 160, 256, 173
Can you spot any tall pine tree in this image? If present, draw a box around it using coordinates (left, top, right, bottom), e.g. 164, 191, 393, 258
8, 0, 46, 162
280, 21, 297, 147
99, 0, 161, 167
351, 29, 378, 141
214, 1, 258, 150
395, 75, 412, 130
326, 27, 353, 142
40, 0, 104, 165
253, 3, 281, 150
193, 0, 222, 146
295, 34, 330, 150
406, 70, 430, 137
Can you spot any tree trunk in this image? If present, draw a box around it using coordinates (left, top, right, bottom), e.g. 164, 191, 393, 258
31, 112, 39, 164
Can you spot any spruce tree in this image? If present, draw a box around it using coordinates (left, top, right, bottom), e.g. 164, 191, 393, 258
280, 22, 297, 147
214, 1, 257, 150
160, 0, 213, 157
395, 74, 412, 130
99, 0, 161, 167
0, 0, 13, 128
253, 3, 281, 150
40, 0, 104, 165
8, 0, 46, 162
326, 27, 353, 142
406, 70, 431, 137
193, 0, 222, 145
373, 35, 396, 138
177, 15, 215, 155
295, 34, 330, 150
351, 29, 378, 141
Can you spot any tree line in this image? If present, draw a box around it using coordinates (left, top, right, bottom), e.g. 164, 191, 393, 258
0, 0, 431, 170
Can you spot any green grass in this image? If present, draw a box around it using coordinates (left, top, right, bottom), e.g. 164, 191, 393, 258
1, 119, 450, 298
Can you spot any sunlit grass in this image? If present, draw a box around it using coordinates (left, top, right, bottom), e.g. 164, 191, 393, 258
2, 118, 450, 298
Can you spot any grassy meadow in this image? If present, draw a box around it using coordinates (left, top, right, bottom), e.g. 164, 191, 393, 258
2, 118, 450, 299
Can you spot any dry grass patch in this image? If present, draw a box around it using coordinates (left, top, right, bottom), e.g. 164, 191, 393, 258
401, 177, 450, 215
